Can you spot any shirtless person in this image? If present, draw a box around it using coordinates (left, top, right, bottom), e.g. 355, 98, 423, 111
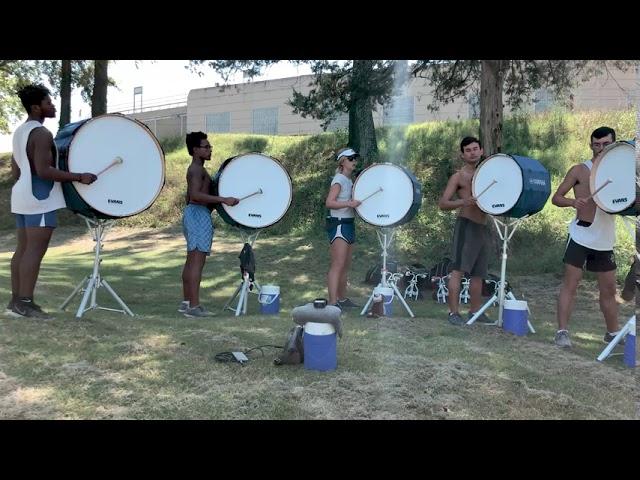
551, 126, 622, 348
438, 136, 490, 326
179, 132, 238, 318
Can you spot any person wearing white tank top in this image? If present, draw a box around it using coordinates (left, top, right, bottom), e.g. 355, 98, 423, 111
325, 147, 362, 309
551, 126, 622, 348
7, 84, 97, 319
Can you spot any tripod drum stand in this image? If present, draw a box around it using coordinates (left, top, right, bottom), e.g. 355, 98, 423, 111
59, 216, 135, 318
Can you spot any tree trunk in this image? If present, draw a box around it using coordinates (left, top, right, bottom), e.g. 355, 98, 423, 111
479, 60, 507, 258
59, 60, 72, 129
348, 60, 379, 166
91, 60, 108, 117
479, 60, 505, 156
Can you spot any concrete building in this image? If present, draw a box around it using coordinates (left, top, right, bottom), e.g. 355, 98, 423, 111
123, 65, 639, 140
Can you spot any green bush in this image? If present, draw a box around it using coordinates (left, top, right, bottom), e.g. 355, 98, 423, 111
1, 109, 635, 277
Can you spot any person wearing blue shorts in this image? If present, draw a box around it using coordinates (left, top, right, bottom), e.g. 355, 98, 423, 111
180, 132, 239, 318
325, 147, 362, 310
8, 84, 96, 320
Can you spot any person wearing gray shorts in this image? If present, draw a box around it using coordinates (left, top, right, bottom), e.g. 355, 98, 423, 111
438, 136, 491, 326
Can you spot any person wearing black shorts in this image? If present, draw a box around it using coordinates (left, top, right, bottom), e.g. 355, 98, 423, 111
551, 126, 622, 348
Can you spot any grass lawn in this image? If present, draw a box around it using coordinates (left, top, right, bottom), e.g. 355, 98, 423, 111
0, 226, 637, 419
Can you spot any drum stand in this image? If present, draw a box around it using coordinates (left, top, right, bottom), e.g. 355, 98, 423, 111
597, 315, 635, 362
223, 228, 263, 316
59, 215, 135, 319
360, 228, 415, 317
466, 216, 535, 333
597, 219, 637, 363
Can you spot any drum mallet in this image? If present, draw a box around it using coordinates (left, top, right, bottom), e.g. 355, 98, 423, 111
360, 187, 383, 203
239, 188, 263, 202
475, 179, 497, 199
95, 156, 123, 177
586, 178, 612, 200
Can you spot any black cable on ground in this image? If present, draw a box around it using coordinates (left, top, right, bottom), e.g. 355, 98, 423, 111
214, 344, 283, 364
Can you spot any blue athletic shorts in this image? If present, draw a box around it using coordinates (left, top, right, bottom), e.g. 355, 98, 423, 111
326, 217, 355, 244
15, 211, 57, 228
183, 204, 214, 255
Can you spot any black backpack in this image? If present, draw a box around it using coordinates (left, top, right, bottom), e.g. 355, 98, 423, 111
364, 261, 398, 285
429, 257, 452, 278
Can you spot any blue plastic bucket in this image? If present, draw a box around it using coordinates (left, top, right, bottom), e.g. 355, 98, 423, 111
503, 299, 528, 336
303, 322, 337, 371
258, 285, 280, 315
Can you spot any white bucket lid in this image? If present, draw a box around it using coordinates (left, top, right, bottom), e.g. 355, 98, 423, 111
374, 286, 394, 296
504, 299, 527, 310
260, 285, 280, 295
304, 322, 335, 336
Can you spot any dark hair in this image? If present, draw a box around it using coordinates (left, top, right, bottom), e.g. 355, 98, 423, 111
460, 136, 482, 152
17, 84, 51, 113
591, 126, 616, 142
186, 131, 208, 156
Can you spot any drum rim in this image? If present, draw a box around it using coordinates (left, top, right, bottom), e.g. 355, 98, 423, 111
590, 141, 635, 213
217, 152, 293, 229
471, 153, 523, 216
66, 114, 166, 218
353, 162, 418, 227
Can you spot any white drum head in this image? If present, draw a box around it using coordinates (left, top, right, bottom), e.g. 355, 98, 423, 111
67, 115, 165, 217
218, 153, 292, 228
472, 154, 523, 215
590, 142, 635, 213
353, 163, 414, 226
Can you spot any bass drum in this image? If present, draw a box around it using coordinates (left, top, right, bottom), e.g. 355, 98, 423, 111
590, 140, 637, 215
472, 153, 550, 218
211, 152, 292, 229
352, 163, 422, 227
55, 114, 165, 219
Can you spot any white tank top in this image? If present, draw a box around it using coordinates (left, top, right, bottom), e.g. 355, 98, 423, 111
11, 121, 66, 215
568, 160, 616, 251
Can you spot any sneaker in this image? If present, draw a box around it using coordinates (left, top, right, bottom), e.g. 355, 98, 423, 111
183, 305, 215, 318
12, 299, 54, 320
178, 301, 190, 313
5, 298, 14, 312
330, 303, 343, 311
29, 301, 45, 313
448, 312, 464, 326
603, 332, 625, 346
338, 298, 361, 309
554, 330, 572, 348
468, 311, 493, 324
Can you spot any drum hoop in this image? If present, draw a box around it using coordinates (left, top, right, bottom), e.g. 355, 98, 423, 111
590, 141, 635, 213
218, 152, 293, 228
353, 162, 416, 226
67, 114, 166, 218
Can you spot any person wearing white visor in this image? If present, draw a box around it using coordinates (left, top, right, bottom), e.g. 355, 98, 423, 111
324, 147, 362, 310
